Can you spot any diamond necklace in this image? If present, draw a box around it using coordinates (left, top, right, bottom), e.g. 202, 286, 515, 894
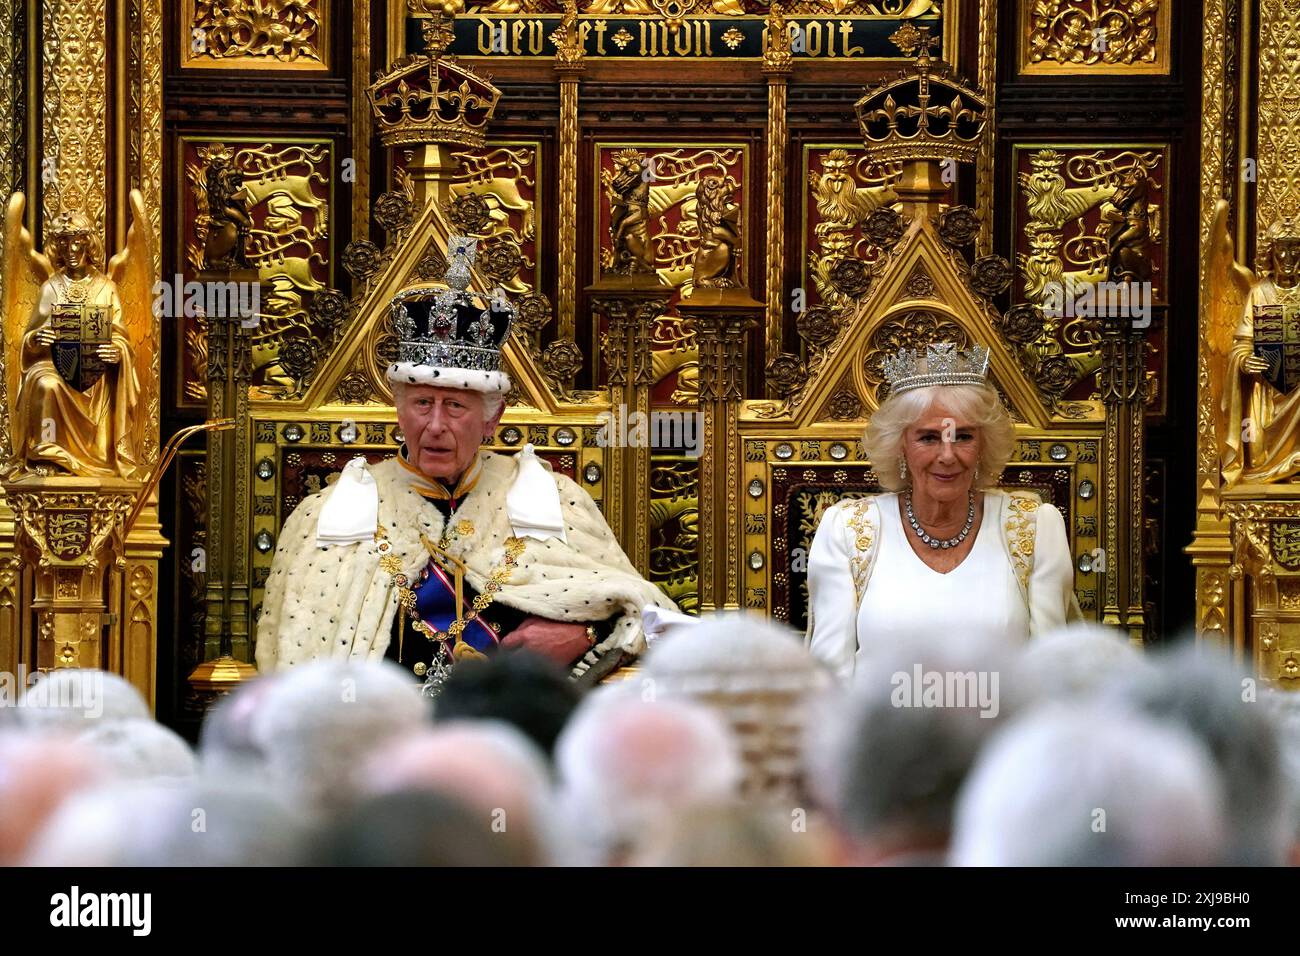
905, 490, 976, 550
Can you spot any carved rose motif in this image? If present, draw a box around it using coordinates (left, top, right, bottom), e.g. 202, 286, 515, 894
936, 206, 982, 248
342, 240, 383, 280
374, 190, 415, 233
905, 270, 936, 299
827, 389, 864, 421
765, 352, 807, 397
335, 372, 373, 405
968, 255, 1014, 297
308, 288, 349, 329
445, 193, 492, 235
828, 258, 873, 298
863, 207, 907, 248
278, 334, 320, 382
513, 292, 553, 335
796, 306, 841, 350
480, 242, 523, 285
542, 339, 583, 381
416, 250, 448, 280
1035, 354, 1078, 398
375, 333, 400, 366
1000, 303, 1045, 345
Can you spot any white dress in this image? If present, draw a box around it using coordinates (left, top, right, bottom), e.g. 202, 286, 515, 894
805, 491, 1077, 682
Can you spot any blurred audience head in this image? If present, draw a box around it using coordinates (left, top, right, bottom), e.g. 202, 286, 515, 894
629, 803, 835, 867
1100, 644, 1290, 865
433, 650, 582, 756
311, 789, 533, 866
644, 612, 830, 801
555, 690, 743, 865
950, 705, 1226, 866
248, 659, 430, 816
815, 634, 1013, 865
0, 732, 106, 865
25, 779, 309, 866
17, 668, 148, 732
1010, 622, 1151, 710
197, 673, 282, 779
1264, 688, 1300, 865
75, 717, 196, 782
360, 719, 553, 864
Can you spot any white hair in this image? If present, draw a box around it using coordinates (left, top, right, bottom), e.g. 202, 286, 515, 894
865, 383, 1015, 492
1100, 644, 1291, 864
17, 668, 149, 731
1263, 688, 1300, 849
247, 659, 430, 816
644, 612, 833, 802
76, 718, 197, 782
197, 674, 280, 780
1009, 622, 1152, 710
359, 719, 557, 863
554, 694, 743, 865
950, 705, 1227, 866
814, 633, 1013, 851
24, 779, 307, 867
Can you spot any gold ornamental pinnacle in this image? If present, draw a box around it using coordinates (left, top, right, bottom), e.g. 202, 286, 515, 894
367, 6, 501, 150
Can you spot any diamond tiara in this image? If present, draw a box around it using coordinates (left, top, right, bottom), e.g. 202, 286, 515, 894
881, 342, 991, 396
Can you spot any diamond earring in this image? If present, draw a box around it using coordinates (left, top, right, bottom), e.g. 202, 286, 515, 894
899, 459, 908, 482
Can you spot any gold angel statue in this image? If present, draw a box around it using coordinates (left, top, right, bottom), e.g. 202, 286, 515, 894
1207, 199, 1300, 485
1, 190, 155, 479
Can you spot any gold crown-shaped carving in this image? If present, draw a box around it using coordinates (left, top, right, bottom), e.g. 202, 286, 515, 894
368, 11, 501, 150
854, 25, 986, 166
882, 342, 991, 396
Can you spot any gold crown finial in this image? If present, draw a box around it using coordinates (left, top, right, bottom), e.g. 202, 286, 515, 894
855, 23, 986, 166
368, 6, 501, 150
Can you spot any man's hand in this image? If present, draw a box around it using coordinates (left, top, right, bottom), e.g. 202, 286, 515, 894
33, 327, 57, 347
500, 615, 592, 667
95, 344, 121, 364
1243, 354, 1270, 375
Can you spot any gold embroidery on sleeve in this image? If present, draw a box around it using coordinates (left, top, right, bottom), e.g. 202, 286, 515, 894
844, 498, 877, 606
1003, 493, 1040, 592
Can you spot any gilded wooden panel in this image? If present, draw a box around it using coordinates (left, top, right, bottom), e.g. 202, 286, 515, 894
1010, 143, 1168, 408
182, 0, 330, 71
177, 136, 334, 404
591, 141, 750, 403
1018, 0, 1170, 76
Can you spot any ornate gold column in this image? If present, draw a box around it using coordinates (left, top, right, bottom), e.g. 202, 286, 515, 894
553, 1, 583, 344
0, 0, 29, 680
196, 269, 264, 679
1189, 0, 1244, 654
122, 0, 165, 707
974, 0, 997, 255
41, 0, 108, 232
352, 0, 373, 243
587, 278, 672, 576
1255, 0, 1300, 238
679, 289, 759, 611
761, 5, 792, 380
1098, 318, 1147, 642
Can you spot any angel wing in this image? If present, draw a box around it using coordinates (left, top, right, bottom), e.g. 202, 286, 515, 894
108, 188, 158, 469
1, 192, 52, 469
1206, 198, 1257, 472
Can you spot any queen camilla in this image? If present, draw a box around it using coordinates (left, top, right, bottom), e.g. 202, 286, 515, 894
806, 343, 1081, 681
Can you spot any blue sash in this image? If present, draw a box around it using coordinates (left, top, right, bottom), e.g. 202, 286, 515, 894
411, 556, 500, 657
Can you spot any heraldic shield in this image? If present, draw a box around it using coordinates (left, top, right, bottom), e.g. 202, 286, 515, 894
1252, 303, 1300, 395
49, 303, 112, 392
